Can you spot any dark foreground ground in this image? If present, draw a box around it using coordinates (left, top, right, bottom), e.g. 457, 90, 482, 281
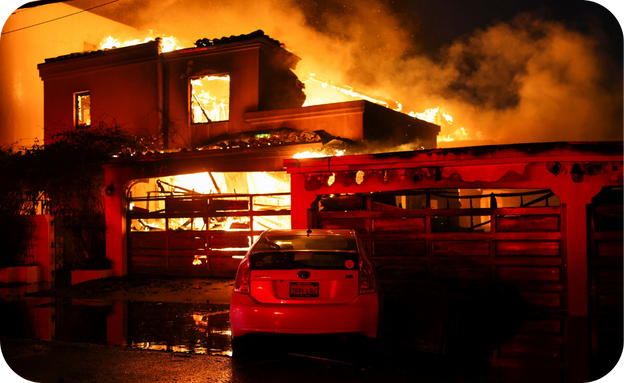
2, 336, 481, 383
0, 276, 493, 383
1, 276, 623, 383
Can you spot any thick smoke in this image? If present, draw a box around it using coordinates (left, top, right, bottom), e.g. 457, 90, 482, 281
103, 0, 622, 145
391, 14, 624, 144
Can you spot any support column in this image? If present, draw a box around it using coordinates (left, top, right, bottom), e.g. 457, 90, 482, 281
107, 301, 128, 346
290, 173, 320, 230
31, 214, 55, 282
104, 166, 136, 277
554, 183, 603, 317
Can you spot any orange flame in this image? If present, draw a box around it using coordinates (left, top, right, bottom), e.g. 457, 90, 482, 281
100, 35, 181, 52
303, 73, 401, 111
99, 33, 486, 151
293, 149, 345, 159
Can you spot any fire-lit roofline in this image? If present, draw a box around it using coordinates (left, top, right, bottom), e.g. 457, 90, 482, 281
164, 36, 300, 64
38, 39, 161, 80
39, 30, 298, 70
284, 141, 624, 173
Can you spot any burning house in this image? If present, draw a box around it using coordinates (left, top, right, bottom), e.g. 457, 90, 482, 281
37, 31, 439, 278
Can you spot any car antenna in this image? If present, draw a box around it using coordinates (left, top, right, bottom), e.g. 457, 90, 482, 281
306, 228, 312, 237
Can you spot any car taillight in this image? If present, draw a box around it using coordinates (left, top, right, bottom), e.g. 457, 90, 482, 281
359, 256, 376, 294
233, 258, 250, 294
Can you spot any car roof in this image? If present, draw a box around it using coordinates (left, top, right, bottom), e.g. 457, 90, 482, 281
262, 229, 355, 237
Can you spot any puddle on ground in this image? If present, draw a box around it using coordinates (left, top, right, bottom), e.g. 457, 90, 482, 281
1, 282, 617, 383
0, 289, 232, 357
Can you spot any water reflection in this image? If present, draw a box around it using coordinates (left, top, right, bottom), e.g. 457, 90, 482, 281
127, 301, 231, 356
0, 294, 232, 357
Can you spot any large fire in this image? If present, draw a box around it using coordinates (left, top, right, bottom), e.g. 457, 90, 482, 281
98, 35, 483, 156
293, 149, 345, 159
300, 75, 483, 151
128, 171, 291, 265
100, 35, 181, 52
303, 73, 401, 111
411, 107, 483, 146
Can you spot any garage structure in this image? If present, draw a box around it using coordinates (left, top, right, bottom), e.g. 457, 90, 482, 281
285, 141, 623, 381
312, 187, 565, 306
286, 142, 622, 314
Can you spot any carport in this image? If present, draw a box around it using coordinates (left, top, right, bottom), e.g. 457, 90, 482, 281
285, 141, 623, 381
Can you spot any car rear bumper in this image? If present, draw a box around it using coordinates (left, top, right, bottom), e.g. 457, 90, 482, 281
230, 292, 379, 338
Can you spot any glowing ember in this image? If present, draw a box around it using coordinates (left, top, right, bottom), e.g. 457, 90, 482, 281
192, 314, 209, 327
192, 255, 207, 266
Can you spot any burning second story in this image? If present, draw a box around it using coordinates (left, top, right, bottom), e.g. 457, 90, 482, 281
37, 31, 439, 152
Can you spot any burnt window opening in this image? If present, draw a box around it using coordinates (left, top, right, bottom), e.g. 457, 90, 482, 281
190, 74, 230, 124
75, 91, 91, 128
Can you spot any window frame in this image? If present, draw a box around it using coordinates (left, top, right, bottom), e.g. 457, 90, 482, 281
74, 90, 91, 129
189, 73, 231, 125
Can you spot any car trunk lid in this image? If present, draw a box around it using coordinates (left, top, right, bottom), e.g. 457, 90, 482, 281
249, 251, 359, 304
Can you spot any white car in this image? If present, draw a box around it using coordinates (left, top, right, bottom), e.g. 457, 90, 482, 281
230, 229, 380, 354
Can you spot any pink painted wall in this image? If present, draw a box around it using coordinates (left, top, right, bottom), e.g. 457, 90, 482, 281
39, 42, 160, 144
104, 165, 142, 277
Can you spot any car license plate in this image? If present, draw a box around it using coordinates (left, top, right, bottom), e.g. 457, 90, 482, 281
290, 282, 319, 297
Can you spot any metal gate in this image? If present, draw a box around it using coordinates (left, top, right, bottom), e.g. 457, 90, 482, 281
312, 189, 570, 380
127, 192, 290, 277
313, 189, 565, 311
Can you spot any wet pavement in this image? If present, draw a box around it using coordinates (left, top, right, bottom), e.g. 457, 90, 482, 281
0, 283, 232, 357
0, 292, 454, 383
1, 278, 622, 383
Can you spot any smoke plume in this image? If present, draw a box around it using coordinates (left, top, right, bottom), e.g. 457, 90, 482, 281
100, 0, 622, 145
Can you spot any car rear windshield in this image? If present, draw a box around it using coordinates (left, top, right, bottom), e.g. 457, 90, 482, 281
252, 235, 357, 251
250, 251, 359, 270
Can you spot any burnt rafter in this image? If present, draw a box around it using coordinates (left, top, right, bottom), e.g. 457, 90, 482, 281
195, 30, 282, 48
